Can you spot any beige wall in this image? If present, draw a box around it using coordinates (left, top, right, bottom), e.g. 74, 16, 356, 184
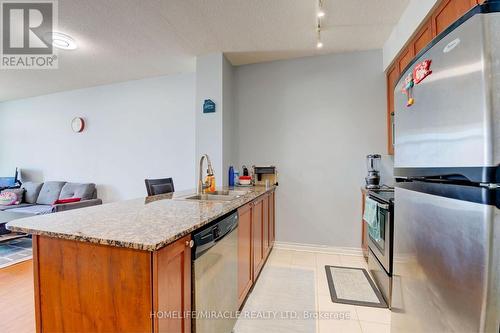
235, 50, 390, 248
0, 74, 196, 202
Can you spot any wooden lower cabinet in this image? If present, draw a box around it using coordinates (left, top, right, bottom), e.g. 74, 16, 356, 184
262, 193, 270, 257
237, 190, 276, 308
33, 234, 192, 333
269, 191, 275, 246
33, 190, 277, 331
153, 235, 192, 333
237, 203, 253, 308
252, 197, 264, 280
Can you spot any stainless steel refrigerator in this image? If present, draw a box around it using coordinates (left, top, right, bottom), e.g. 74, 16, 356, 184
392, 2, 500, 332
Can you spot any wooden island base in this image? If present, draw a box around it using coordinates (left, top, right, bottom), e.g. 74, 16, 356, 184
32, 234, 192, 333
22, 188, 276, 333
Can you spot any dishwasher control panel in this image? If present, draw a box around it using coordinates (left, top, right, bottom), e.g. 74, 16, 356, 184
192, 211, 238, 259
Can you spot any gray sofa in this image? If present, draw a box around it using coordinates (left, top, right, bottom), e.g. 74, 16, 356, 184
0, 181, 102, 215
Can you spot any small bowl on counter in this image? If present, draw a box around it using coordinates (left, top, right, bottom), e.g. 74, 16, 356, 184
238, 176, 252, 186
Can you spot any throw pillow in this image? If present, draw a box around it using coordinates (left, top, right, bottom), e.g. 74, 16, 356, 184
0, 192, 18, 206
1, 188, 25, 204
59, 183, 96, 200
53, 198, 81, 205
22, 182, 43, 204
36, 181, 66, 205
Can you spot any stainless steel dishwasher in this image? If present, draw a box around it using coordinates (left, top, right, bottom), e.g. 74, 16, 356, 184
192, 211, 238, 333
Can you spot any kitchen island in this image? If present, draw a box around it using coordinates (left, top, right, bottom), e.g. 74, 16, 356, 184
6, 186, 276, 333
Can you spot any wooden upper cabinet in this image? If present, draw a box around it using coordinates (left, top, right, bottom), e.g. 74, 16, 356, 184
413, 22, 433, 55
237, 203, 253, 308
432, 0, 476, 35
386, 65, 399, 155
385, 0, 479, 155
398, 47, 415, 74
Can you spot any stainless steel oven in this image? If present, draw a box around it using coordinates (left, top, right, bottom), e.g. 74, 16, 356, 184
366, 190, 394, 307
367, 195, 392, 273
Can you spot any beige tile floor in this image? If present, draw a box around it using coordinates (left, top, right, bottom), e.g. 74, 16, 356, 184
234, 249, 391, 333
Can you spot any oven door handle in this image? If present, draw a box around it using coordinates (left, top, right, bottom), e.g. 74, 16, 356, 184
376, 202, 389, 210
367, 195, 390, 210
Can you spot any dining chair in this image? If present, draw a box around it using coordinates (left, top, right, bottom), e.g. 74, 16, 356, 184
144, 178, 175, 196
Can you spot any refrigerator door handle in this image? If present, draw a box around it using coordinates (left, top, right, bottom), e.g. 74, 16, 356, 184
479, 183, 500, 189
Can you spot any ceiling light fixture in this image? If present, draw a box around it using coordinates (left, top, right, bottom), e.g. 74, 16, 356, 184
316, 0, 324, 50
317, 0, 325, 18
46, 32, 77, 50
316, 27, 323, 49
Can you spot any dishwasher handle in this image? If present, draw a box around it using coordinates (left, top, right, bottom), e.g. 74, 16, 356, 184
193, 212, 238, 260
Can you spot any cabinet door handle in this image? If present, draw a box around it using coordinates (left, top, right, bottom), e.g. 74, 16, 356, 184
186, 240, 194, 248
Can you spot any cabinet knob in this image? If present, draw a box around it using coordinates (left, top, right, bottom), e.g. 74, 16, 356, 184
186, 240, 194, 248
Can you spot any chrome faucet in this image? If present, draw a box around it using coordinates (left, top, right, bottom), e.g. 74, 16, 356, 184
198, 154, 215, 194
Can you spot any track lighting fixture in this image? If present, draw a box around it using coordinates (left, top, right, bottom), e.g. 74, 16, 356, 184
316, 0, 324, 49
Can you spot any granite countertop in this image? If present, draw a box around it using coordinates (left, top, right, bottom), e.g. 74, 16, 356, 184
6, 186, 275, 251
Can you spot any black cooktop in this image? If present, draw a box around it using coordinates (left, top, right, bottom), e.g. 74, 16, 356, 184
368, 189, 395, 204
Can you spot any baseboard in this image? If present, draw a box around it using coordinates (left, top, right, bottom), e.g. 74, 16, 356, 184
274, 241, 363, 257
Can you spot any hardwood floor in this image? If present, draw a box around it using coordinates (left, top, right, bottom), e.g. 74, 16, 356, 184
0, 260, 35, 333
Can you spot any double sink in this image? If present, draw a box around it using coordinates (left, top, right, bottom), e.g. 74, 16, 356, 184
181, 190, 248, 202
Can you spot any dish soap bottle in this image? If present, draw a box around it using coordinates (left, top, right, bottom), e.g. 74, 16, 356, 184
209, 174, 216, 192
204, 170, 216, 193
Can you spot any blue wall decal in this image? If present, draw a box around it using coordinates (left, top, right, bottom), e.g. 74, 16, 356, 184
203, 99, 216, 113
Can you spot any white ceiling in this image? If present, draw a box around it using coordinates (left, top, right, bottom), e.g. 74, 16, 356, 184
0, 0, 409, 102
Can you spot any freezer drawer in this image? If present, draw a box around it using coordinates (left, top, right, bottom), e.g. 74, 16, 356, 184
392, 186, 499, 333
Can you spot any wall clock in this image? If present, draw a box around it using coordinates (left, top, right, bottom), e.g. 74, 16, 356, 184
71, 117, 85, 133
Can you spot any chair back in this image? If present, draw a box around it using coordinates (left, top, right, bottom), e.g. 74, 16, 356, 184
145, 178, 175, 196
